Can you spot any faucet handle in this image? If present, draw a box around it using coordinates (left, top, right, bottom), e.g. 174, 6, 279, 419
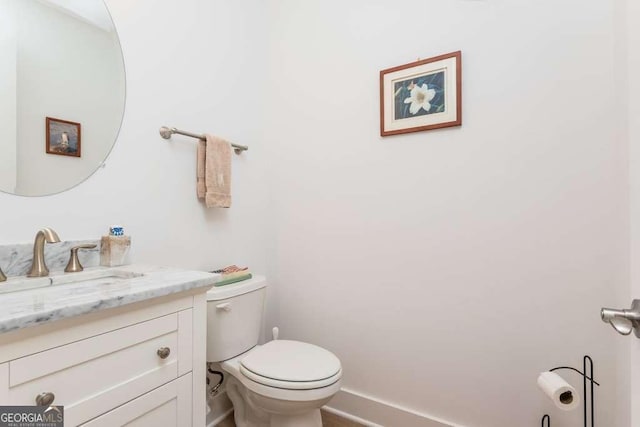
0, 267, 6, 282
65, 244, 97, 273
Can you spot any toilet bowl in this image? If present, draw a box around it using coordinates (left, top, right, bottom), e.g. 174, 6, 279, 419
206, 276, 342, 427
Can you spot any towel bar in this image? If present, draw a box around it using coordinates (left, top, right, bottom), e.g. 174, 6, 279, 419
159, 126, 248, 155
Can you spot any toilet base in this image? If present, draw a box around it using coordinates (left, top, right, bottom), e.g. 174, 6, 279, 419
225, 375, 330, 427
269, 410, 322, 427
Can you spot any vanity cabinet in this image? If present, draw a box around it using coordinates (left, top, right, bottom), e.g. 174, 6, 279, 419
80, 374, 192, 427
0, 290, 208, 427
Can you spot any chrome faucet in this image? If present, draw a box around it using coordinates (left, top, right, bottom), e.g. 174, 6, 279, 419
27, 228, 61, 277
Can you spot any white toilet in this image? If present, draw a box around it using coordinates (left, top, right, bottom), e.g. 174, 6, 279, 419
206, 276, 342, 427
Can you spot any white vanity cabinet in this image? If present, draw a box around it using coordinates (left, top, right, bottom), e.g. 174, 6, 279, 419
0, 289, 209, 427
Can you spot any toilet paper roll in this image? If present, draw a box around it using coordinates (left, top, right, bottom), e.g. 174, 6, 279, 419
537, 371, 580, 411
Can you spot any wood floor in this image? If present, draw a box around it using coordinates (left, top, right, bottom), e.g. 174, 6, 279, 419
321, 410, 367, 427
217, 410, 366, 427
215, 415, 235, 427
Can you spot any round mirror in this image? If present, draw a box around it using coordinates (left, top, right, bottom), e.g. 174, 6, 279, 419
0, 0, 125, 196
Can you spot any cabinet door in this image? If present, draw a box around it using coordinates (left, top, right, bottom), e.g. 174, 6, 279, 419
80, 373, 192, 427
6, 312, 188, 426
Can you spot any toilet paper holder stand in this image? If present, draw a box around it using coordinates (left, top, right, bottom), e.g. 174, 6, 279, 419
541, 355, 599, 427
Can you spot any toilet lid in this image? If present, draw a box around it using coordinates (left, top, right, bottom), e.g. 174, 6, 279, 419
240, 340, 341, 383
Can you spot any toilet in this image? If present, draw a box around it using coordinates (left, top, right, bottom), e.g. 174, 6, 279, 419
206, 276, 342, 427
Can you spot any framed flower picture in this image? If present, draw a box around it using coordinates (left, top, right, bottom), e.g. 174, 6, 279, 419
380, 51, 462, 136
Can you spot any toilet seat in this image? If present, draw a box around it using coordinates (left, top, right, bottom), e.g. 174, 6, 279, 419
239, 340, 341, 390
241, 366, 342, 390
221, 344, 343, 402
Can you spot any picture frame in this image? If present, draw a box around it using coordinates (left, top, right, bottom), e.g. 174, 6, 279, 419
46, 117, 81, 157
380, 51, 462, 136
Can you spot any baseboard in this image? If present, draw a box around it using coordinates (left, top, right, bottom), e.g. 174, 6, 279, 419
206, 389, 234, 427
322, 406, 384, 426
325, 388, 466, 427
208, 408, 233, 427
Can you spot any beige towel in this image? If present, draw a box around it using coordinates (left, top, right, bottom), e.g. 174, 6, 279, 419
196, 140, 206, 199
203, 134, 232, 208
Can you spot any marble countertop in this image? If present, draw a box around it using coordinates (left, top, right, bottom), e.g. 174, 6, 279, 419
0, 265, 218, 334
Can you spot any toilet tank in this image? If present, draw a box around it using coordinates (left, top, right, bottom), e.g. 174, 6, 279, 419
206, 275, 267, 362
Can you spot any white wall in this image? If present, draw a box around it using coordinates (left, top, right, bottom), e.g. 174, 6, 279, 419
0, 0, 17, 193
627, 0, 640, 423
14, 0, 125, 196
265, 1, 630, 426
0, 0, 270, 314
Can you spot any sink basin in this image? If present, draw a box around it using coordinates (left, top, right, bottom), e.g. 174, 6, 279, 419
50, 268, 143, 286
0, 268, 145, 295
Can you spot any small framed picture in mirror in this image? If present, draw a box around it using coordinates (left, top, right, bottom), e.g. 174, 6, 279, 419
46, 117, 81, 157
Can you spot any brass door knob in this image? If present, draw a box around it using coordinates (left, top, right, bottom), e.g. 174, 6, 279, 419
35, 392, 55, 406
157, 347, 171, 359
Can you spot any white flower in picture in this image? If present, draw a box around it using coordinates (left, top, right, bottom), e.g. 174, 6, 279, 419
404, 83, 436, 115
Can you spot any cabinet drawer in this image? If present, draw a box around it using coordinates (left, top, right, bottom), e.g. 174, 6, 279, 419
79, 373, 192, 427
5, 312, 191, 426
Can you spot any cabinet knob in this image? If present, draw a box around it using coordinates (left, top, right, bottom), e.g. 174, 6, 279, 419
35, 392, 55, 406
157, 347, 171, 359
